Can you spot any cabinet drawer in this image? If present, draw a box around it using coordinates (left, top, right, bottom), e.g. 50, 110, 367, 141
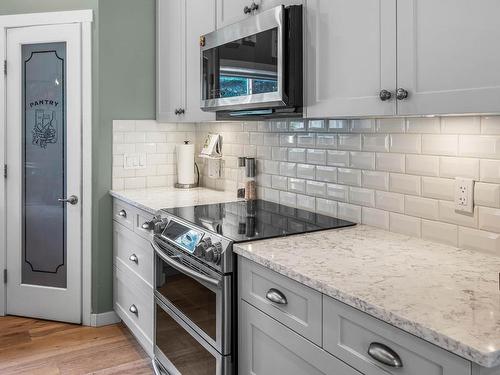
238, 257, 322, 345
113, 223, 153, 287
239, 300, 361, 375
113, 200, 134, 230
134, 209, 155, 241
114, 259, 154, 349
323, 296, 471, 375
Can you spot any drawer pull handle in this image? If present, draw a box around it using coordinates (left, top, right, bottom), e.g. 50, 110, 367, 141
266, 288, 287, 305
129, 254, 138, 264
368, 342, 403, 368
129, 304, 138, 315
118, 209, 127, 218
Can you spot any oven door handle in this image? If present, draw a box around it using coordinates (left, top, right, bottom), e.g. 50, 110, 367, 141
151, 239, 221, 288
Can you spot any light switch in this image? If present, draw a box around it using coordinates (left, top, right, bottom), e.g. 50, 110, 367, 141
124, 153, 147, 169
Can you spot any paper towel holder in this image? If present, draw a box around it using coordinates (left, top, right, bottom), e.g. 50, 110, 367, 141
175, 140, 200, 189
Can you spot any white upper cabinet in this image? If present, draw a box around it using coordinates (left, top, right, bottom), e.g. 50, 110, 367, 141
157, 0, 215, 123
396, 0, 500, 116
305, 0, 397, 118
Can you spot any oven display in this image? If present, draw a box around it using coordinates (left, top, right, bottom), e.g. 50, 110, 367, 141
162, 221, 202, 253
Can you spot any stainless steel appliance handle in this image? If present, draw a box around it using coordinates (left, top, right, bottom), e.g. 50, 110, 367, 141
151, 239, 221, 288
367, 342, 403, 368
266, 288, 288, 305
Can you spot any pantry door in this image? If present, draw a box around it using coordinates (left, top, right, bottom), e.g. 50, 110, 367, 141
5, 23, 82, 323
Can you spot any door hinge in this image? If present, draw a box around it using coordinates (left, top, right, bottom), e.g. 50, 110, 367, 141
3, 269, 6, 284
3, 164, 6, 178
3, 60, 6, 75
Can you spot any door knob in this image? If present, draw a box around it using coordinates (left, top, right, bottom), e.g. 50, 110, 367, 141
396, 88, 409, 100
379, 89, 392, 101
58, 195, 78, 205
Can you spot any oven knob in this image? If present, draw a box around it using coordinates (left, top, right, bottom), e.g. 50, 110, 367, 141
205, 242, 222, 265
153, 218, 168, 234
194, 238, 211, 258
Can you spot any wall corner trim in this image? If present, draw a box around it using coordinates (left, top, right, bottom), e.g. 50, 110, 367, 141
89, 310, 121, 327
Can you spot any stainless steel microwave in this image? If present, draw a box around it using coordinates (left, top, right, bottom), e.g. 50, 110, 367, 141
200, 5, 303, 119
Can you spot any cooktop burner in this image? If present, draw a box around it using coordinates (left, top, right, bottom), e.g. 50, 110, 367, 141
162, 199, 355, 243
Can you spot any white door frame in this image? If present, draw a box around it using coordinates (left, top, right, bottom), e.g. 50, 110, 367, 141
0, 10, 93, 325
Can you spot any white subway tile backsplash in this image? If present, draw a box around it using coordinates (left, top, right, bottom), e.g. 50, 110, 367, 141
349, 187, 375, 207
316, 134, 337, 149
297, 133, 316, 147
351, 119, 376, 133
422, 177, 454, 201
296, 194, 316, 211
280, 191, 297, 207
279, 162, 296, 177
264, 188, 280, 202
362, 134, 389, 152
316, 166, 338, 183
376, 191, 405, 213
377, 118, 405, 133
349, 152, 375, 170
480, 159, 500, 183
327, 151, 350, 167
328, 119, 349, 132
406, 155, 439, 177
280, 133, 296, 146
308, 119, 326, 132
288, 148, 306, 163
124, 177, 146, 189
263, 160, 280, 174
406, 118, 441, 134
288, 178, 306, 193
306, 180, 327, 197
441, 116, 480, 134
257, 146, 272, 159
439, 157, 479, 179
376, 153, 405, 173
338, 134, 362, 151
422, 220, 458, 247
289, 120, 306, 132
338, 168, 362, 186
338, 202, 362, 223
390, 173, 421, 195
458, 227, 500, 254
390, 134, 421, 154
114, 120, 136, 132
390, 213, 421, 237
326, 184, 349, 202
272, 147, 288, 161
306, 149, 327, 165
459, 135, 500, 158
438, 200, 478, 228
478, 207, 500, 233
481, 116, 500, 135
362, 170, 389, 190
250, 132, 264, 145
405, 196, 439, 220
316, 198, 338, 216
362, 207, 389, 229
475, 183, 500, 208
272, 175, 288, 190
422, 134, 458, 156
271, 121, 288, 132
263, 133, 280, 146
296, 163, 316, 180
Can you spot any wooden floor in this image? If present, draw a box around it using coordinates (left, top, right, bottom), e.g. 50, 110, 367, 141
0, 316, 153, 375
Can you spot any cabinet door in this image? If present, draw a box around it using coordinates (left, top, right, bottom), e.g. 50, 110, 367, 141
260, 0, 303, 12
185, 0, 216, 122
156, 0, 185, 122
216, 0, 255, 29
239, 300, 362, 375
397, 0, 500, 115
306, 0, 397, 118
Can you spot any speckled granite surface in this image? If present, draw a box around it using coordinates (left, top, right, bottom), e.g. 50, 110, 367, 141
234, 224, 500, 367
110, 187, 237, 214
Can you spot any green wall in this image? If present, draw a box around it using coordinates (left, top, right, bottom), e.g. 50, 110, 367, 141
0, 0, 156, 314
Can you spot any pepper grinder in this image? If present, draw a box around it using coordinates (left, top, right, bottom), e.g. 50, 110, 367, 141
244, 157, 256, 201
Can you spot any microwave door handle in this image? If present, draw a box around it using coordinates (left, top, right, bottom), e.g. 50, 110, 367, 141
151, 240, 221, 288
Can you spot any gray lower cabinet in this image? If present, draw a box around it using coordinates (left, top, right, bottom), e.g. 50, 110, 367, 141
112, 198, 155, 357
239, 300, 361, 375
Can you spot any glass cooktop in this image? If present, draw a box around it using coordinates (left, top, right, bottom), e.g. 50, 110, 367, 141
162, 199, 355, 243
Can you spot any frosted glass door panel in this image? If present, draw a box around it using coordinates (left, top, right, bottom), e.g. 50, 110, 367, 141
22, 43, 67, 288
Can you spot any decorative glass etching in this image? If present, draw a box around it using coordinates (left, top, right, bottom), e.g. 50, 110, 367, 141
22, 43, 67, 288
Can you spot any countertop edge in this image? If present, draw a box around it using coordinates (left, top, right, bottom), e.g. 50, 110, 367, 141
233, 245, 500, 368
109, 190, 159, 214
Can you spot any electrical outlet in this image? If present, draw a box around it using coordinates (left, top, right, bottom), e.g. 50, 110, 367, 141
455, 178, 474, 213
207, 159, 221, 178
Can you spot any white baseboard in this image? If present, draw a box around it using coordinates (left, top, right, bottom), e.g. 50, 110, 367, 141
90, 310, 121, 327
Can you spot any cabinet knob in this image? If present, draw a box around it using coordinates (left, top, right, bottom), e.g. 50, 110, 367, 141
178, 108, 185, 115
265, 288, 288, 305
243, 5, 252, 14
379, 89, 392, 101
129, 254, 138, 264
367, 342, 403, 368
244, 2, 259, 14
118, 209, 127, 218
396, 88, 409, 100
129, 304, 138, 315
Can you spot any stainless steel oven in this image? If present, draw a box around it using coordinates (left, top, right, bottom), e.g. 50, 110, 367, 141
200, 5, 303, 118
151, 227, 233, 375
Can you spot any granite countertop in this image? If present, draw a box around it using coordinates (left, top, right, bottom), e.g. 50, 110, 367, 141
110, 187, 237, 214
234, 224, 500, 368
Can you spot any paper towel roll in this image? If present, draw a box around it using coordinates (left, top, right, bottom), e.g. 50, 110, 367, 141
177, 142, 196, 185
